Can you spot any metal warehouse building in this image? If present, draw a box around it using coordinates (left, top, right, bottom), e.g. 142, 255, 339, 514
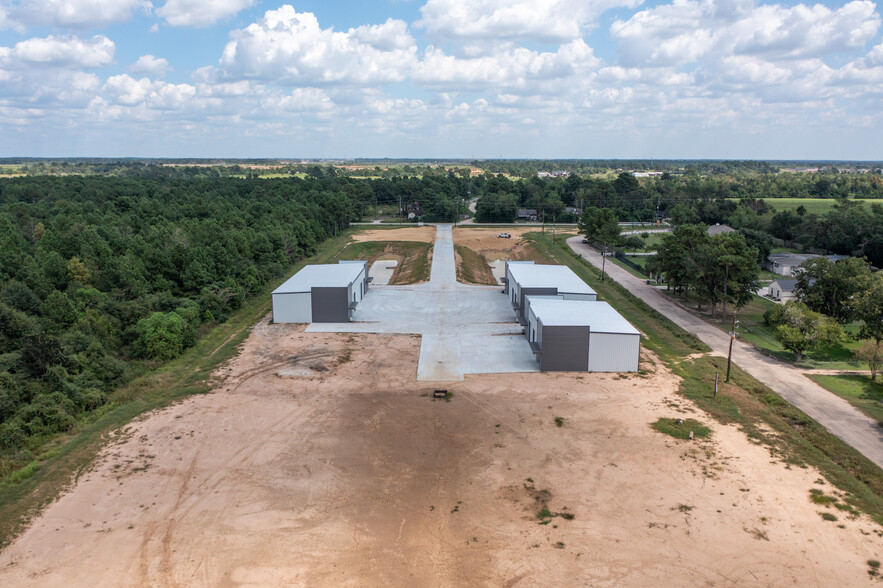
526, 298, 640, 372
505, 261, 597, 325
272, 261, 368, 323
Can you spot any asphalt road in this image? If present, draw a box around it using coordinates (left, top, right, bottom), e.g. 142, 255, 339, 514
566, 236, 883, 470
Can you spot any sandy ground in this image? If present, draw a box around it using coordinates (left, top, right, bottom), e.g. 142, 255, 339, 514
1, 320, 881, 586
352, 226, 437, 243
453, 227, 576, 262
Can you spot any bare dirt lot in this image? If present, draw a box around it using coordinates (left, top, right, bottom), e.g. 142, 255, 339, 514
1, 319, 881, 586
452, 227, 576, 263
352, 226, 437, 243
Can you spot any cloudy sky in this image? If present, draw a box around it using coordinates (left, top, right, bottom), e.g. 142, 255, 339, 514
1, 0, 881, 159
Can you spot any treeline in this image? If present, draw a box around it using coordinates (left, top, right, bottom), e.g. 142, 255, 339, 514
0, 175, 367, 469
474, 172, 883, 266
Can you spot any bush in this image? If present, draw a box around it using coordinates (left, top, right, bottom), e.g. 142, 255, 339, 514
651, 418, 711, 439
0, 419, 27, 449
135, 311, 185, 360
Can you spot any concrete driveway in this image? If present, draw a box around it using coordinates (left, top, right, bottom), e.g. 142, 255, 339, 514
566, 236, 883, 470
308, 225, 538, 381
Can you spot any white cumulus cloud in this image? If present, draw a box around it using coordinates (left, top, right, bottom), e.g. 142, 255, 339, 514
156, 0, 255, 27
103, 74, 197, 109
0, 35, 115, 68
10, 0, 150, 28
216, 6, 417, 86
412, 39, 599, 90
612, 0, 881, 67
131, 54, 171, 76
417, 0, 641, 44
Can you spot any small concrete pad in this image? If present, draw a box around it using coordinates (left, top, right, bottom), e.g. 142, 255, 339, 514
369, 259, 397, 285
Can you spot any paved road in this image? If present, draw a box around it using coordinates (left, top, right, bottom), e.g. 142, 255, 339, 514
566, 236, 883, 470
308, 225, 538, 381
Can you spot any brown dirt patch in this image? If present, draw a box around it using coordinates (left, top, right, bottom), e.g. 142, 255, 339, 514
453, 227, 574, 264
1, 323, 881, 586
352, 226, 436, 243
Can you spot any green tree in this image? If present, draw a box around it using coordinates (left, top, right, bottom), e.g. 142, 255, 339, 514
135, 312, 185, 360
66, 256, 91, 286
767, 302, 842, 362
579, 207, 621, 281
647, 224, 709, 299
698, 232, 760, 319
849, 273, 883, 343
853, 340, 882, 380
795, 257, 872, 323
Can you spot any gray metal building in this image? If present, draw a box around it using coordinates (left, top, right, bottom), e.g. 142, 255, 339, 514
526, 298, 640, 372
272, 261, 368, 323
505, 261, 597, 326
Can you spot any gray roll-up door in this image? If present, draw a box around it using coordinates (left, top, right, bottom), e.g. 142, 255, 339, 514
540, 326, 589, 371
311, 287, 349, 323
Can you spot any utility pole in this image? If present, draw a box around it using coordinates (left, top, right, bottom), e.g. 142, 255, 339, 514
725, 314, 739, 383
601, 245, 607, 282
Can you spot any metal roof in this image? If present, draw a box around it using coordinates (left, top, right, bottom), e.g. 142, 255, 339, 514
771, 278, 798, 290
529, 299, 640, 335
272, 261, 366, 294
507, 263, 596, 296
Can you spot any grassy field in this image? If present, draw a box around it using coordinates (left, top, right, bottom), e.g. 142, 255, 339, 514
809, 375, 883, 425
659, 292, 865, 370
530, 234, 883, 524
733, 296, 864, 369
0, 230, 359, 549
727, 198, 880, 215
454, 244, 497, 284
622, 233, 667, 252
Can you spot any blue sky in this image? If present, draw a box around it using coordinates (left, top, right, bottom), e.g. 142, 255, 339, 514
1, 0, 882, 159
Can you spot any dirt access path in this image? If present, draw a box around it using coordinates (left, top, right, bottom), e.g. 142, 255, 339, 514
1, 320, 881, 585
566, 236, 883, 470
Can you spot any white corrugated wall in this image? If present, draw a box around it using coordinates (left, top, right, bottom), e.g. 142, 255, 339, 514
272, 292, 312, 323
588, 333, 640, 372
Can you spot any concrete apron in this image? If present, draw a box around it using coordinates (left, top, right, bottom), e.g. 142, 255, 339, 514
306, 224, 538, 382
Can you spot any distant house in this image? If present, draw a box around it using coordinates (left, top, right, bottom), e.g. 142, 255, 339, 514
517, 208, 538, 221
707, 224, 736, 237
769, 278, 798, 302
565, 207, 583, 216
405, 201, 423, 219
765, 253, 849, 277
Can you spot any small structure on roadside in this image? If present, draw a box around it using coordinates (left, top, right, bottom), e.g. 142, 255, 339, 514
504, 261, 597, 325
525, 298, 640, 372
272, 261, 368, 323
765, 253, 848, 277
769, 278, 799, 302
517, 209, 538, 221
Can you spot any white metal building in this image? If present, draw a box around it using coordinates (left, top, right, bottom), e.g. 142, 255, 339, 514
525, 298, 640, 372
272, 261, 368, 323
504, 261, 597, 325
